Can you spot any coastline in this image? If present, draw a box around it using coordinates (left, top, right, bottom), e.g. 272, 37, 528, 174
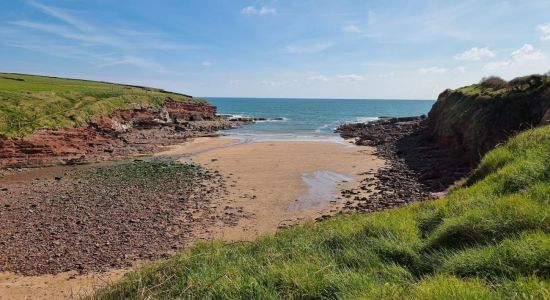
0, 136, 384, 299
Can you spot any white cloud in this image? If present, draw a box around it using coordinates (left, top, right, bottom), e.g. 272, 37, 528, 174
307, 75, 329, 82
341, 25, 361, 33
259, 7, 277, 15
417, 66, 448, 75
538, 23, 550, 41
511, 44, 545, 61
337, 74, 365, 81
284, 42, 333, 54
241, 6, 276, 15
241, 6, 257, 14
484, 44, 546, 70
454, 47, 495, 61
201, 61, 212, 67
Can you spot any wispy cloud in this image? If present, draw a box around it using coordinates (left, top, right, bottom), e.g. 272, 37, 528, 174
3, 1, 195, 73
241, 6, 276, 15
484, 44, 545, 70
26, 0, 92, 32
202, 61, 213, 67
307, 75, 329, 82
96, 56, 169, 73
337, 74, 365, 81
417, 66, 448, 75
539, 23, 550, 41
454, 47, 495, 61
341, 25, 361, 33
284, 42, 333, 54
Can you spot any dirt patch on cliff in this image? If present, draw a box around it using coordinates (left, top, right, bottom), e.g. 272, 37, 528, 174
0, 160, 248, 276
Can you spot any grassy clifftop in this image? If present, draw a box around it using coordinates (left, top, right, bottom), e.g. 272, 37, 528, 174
92, 124, 550, 299
0, 73, 204, 137
427, 74, 550, 163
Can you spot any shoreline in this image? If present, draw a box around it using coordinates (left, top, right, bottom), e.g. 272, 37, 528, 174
0, 136, 384, 299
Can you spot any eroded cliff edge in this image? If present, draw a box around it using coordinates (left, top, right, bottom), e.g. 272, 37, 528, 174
427, 74, 550, 163
0, 100, 237, 167
0, 74, 238, 168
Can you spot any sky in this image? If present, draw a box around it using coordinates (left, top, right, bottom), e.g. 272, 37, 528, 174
1, 0, 550, 99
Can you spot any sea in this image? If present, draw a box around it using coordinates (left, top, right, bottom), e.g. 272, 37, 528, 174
207, 98, 435, 142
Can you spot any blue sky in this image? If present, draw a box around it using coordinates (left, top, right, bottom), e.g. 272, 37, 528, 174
1, 0, 550, 99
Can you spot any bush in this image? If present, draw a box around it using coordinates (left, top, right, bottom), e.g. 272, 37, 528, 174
480, 76, 508, 90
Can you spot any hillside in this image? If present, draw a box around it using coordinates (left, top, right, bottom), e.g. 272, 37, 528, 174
0, 73, 235, 167
0, 73, 204, 138
91, 123, 550, 299
427, 74, 550, 163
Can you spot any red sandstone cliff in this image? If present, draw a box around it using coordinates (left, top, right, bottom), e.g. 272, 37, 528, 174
0, 100, 234, 168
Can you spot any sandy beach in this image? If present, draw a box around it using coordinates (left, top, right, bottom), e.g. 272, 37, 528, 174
159, 137, 384, 241
0, 136, 383, 300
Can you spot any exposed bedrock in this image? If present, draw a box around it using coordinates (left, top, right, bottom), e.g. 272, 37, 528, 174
0, 100, 238, 168
426, 78, 550, 164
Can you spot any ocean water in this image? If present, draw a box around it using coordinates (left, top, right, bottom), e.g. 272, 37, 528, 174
207, 98, 435, 141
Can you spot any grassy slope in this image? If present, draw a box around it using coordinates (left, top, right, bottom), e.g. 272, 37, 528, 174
92, 125, 550, 299
0, 73, 203, 137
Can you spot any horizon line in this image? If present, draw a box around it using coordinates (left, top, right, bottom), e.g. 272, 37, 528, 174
202, 96, 435, 101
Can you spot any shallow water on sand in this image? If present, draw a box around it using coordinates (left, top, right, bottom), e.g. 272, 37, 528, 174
289, 170, 352, 211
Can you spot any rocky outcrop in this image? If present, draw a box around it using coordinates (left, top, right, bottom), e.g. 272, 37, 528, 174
0, 100, 237, 168
336, 74, 550, 213
426, 76, 550, 163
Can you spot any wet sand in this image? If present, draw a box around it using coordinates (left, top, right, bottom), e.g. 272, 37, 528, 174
159, 137, 384, 240
0, 137, 384, 299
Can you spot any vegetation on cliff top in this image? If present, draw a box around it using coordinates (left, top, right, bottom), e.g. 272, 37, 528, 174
92, 124, 550, 299
427, 74, 550, 162
456, 74, 550, 97
0, 73, 204, 137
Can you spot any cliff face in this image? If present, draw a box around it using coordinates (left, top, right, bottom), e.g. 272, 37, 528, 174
0, 100, 233, 168
426, 76, 550, 163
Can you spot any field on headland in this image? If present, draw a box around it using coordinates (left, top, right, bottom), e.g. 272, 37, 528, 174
0, 73, 201, 137
92, 123, 550, 299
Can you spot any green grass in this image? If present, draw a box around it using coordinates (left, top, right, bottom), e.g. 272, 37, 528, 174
0, 73, 204, 137
455, 74, 550, 97
90, 125, 550, 299
88, 159, 208, 188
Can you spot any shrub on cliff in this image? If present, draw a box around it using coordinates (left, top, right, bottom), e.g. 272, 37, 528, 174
91, 125, 550, 299
480, 76, 508, 90
509, 74, 547, 91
